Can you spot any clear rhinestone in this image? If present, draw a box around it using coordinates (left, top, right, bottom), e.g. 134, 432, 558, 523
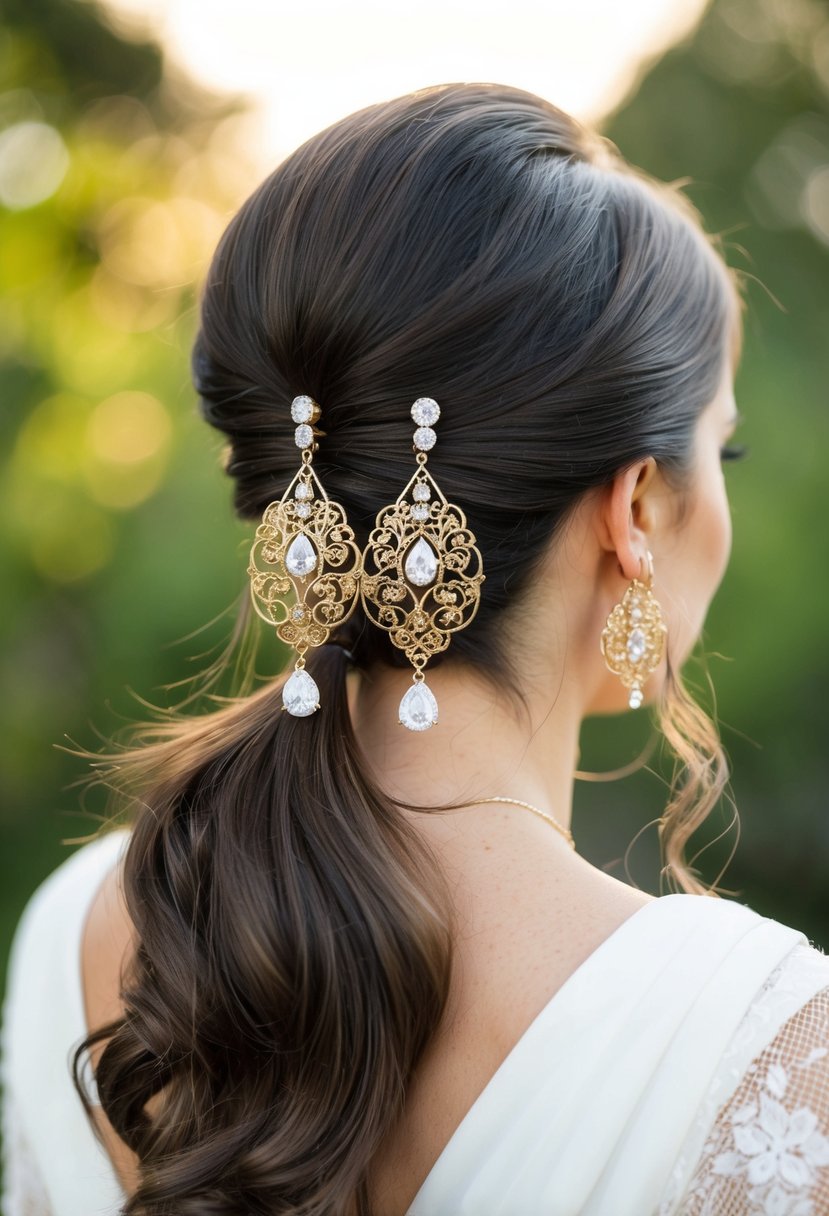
629, 685, 643, 709
411, 397, 440, 427
291, 605, 305, 620
295, 483, 312, 500
413, 426, 436, 451
413, 483, 431, 502
410, 504, 429, 522
399, 681, 438, 731
295, 423, 313, 448
291, 395, 314, 423
627, 627, 646, 661
295, 501, 311, 518
404, 536, 438, 586
285, 533, 317, 576
283, 668, 319, 716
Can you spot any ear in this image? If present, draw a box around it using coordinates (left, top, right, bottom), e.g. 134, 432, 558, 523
597, 457, 660, 582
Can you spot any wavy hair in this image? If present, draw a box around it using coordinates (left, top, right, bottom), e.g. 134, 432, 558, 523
69, 82, 745, 1213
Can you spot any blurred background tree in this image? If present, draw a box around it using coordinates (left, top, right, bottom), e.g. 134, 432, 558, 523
1, 0, 827, 1035
0, 0, 260, 985
585, 0, 829, 935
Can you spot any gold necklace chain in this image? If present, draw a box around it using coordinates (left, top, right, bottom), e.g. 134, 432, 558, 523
451, 797, 576, 850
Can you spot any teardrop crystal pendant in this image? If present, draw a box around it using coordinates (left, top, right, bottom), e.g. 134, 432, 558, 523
627, 627, 646, 662
285, 533, 317, 577
283, 667, 320, 717
399, 680, 438, 731
404, 536, 438, 586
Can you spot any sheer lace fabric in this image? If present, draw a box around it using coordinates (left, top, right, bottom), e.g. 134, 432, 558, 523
677, 985, 829, 1214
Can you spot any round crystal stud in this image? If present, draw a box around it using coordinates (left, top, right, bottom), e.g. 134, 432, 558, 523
410, 504, 429, 522
413, 483, 431, 502
399, 681, 438, 731
295, 483, 312, 500
283, 668, 320, 716
411, 397, 440, 427
295, 423, 314, 448
413, 427, 436, 451
295, 502, 311, 519
291, 396, 314, 423
291, 605, 305, 621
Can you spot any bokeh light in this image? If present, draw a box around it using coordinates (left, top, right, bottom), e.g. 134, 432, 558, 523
0, 121, 70, 209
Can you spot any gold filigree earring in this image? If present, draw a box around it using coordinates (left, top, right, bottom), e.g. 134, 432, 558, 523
247, 395, 362, 716
360, 397, 485, 730
600, 549, 667, 709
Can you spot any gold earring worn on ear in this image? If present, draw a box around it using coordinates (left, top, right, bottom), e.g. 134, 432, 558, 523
360, 397, 485, 731
247, 395, 362, 717
600, 549, 667, 709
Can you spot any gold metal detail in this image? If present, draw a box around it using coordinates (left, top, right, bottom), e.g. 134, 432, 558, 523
247, 396, 361, 716
600, 550, 666, 709
360, 452, 485, 676
452, 796, 576, 849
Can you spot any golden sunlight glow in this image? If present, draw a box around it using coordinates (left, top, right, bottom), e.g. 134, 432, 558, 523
83, 391, 172, 509
98, 0, 709, 170
87, 391, 172, 465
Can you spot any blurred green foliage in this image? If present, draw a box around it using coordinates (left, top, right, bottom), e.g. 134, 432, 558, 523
1, 0, 827, 1036
591, 0, 829, 938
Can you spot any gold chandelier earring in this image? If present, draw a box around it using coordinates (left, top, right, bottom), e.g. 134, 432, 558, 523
247, 394, 362, 717
360, 397, 485, 731
600, 549, 667, 709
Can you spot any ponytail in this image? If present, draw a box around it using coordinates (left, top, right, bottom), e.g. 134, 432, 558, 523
70, 638, 456, 1214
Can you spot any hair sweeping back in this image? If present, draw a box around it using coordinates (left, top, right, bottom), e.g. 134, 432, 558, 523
70, 83, 746, 1214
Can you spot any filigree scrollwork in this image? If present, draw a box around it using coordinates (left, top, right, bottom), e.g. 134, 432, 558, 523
599, 551, 666, 709
360, 400, 486, 731
247, 395, 362, 717
248, 464, 362, 651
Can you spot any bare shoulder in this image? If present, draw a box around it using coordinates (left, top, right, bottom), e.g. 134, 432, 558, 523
79, 851, 140, 1196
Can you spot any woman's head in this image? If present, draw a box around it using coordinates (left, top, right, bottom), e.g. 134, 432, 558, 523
194, 81, 744, 706
73, 83, 747, 1216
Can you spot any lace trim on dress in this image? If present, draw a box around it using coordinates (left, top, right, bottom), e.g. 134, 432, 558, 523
659, 943, 829, 1216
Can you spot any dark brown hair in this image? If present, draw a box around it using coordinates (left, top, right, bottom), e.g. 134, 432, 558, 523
70, 82, 745, 1213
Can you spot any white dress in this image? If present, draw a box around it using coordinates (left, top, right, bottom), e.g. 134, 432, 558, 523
2, 828, 829, 1215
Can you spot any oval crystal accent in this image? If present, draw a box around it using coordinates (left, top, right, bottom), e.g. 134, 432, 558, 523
283, 668, 319, 716
404, 536, 438, 586
286, 533, 317, 576
413, 483, 431, 502
295, 423, 313, 448
627, 627, 646, 661
399, 681, 438, 731
291, 395, 314, 423
411, 397, 440, 426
